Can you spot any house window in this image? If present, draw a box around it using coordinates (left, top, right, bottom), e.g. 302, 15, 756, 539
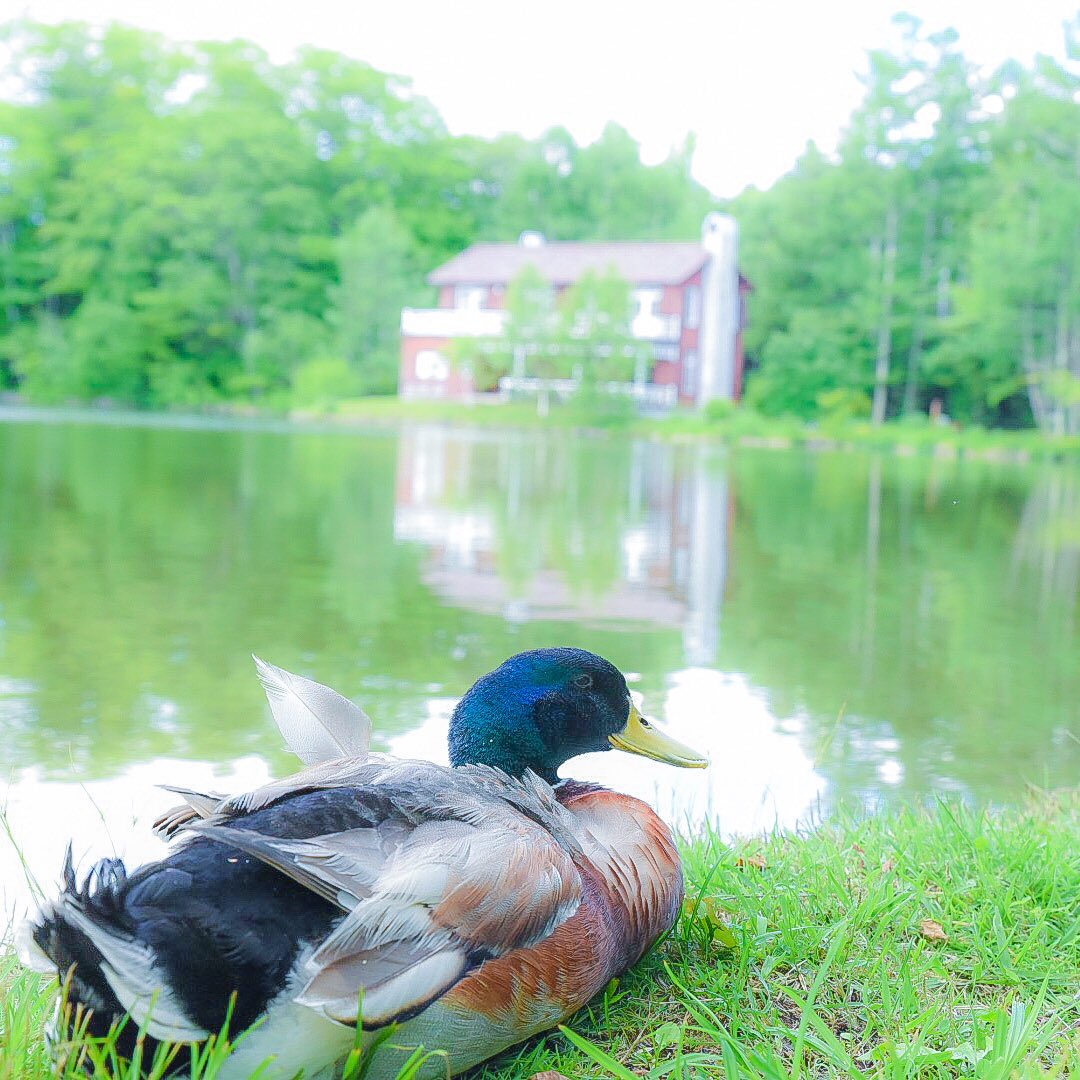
454, 285, 487, 310
415, 350, 450, 381
684, 286, 701, 329
653, 344, 678, 363
682, 350, 699, 397
633, 288, 663, 318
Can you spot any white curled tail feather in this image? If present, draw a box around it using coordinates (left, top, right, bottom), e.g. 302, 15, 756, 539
252, 656, 371, 765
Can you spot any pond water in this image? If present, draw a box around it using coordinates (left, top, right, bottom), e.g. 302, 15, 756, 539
1, 412, 1077, 924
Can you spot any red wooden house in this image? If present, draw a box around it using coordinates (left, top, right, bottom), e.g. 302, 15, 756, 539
400, 213, 750, 408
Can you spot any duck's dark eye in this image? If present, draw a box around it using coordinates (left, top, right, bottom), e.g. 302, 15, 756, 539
573, 673, 593, 689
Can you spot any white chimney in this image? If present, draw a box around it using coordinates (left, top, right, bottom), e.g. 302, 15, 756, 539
697, 213, 739, 406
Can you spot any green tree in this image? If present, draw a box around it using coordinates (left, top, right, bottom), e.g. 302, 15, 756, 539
565, 125, 715, 241
2, 14, 1077, 429
0, 23, 337, 404
734, 145, 883, 417
554, 267, 646, 384
500, 263, 560, 412
0, 20, 189, 401
328, 205, 423, 395
738, 15, 990, 425
240, 310, 332, 399
944, 50, 1080, 433
746, 308, 871, 419
491, 265, 646, 414
278, 46, 448, 241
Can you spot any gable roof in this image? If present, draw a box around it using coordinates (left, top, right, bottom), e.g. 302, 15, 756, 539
429, 241, 711, 288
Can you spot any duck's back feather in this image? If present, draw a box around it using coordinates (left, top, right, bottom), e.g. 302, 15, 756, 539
31, 762, 584, 1051
28, 765, 683, 1079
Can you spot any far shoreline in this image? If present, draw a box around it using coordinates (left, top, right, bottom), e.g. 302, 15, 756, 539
1, 396, 1077, 464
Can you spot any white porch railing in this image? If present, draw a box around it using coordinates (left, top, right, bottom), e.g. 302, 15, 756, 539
403, 306, 680, 344
401, 307, 508, 338
630, 311, 681, 341
498, 377, 678, 410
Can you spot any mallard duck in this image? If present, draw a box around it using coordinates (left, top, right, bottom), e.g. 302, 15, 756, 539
20, 648, 707, 1079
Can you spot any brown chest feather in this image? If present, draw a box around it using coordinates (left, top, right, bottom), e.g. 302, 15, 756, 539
444, 784, 683, 1024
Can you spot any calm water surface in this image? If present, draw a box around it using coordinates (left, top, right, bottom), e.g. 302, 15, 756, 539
1, 413, 1077, 922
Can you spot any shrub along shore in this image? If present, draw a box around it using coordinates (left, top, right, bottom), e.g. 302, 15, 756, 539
3, 397, 1080, 464
3, 792, 1077, 1079
326, 397, 1080, 463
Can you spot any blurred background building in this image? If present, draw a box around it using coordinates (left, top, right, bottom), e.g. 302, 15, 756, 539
400, 214, 750, 408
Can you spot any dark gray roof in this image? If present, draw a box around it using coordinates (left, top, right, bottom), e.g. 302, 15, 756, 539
428, 241, 710, 287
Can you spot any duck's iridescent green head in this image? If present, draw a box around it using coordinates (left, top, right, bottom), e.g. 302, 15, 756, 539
448, 647, 708, 783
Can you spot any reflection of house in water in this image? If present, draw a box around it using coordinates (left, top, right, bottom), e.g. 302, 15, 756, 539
393, 427, 731, 666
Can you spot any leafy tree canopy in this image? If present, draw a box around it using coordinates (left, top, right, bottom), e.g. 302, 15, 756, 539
0, 14, 1077, 432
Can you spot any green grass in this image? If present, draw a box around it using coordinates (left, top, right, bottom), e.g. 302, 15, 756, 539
3, 793, 1077, 1079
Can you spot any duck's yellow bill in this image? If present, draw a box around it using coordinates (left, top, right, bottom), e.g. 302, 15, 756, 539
609, 703, 709, 768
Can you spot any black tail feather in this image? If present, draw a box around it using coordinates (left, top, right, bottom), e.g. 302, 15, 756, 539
31, 853, 157, 1064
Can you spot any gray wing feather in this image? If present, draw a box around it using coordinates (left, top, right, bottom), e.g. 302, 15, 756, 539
190, 763, 584, 1029
152, 786, 228, 840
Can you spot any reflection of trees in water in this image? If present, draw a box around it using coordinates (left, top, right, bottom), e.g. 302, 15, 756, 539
0, 423, 416, 772
1013, 466, 1079, 636
2, 421, 1076, 806
398, 432, 1079, 807
396, 429, 734, 668
0, 421, 683, 777
494, 435, 632, 599
721, 453, 1079, 805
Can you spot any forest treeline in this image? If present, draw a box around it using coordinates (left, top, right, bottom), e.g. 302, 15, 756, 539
0, 16, 1077, 431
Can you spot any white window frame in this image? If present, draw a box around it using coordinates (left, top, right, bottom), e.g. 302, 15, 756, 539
682, 349, 699, 396
684, 285, 701, 330
415, 349, 450, 381
633, 287, 663, 319
454, 285, 487, 311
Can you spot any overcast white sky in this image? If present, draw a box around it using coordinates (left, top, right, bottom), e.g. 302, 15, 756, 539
10, 0, 1079, 196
